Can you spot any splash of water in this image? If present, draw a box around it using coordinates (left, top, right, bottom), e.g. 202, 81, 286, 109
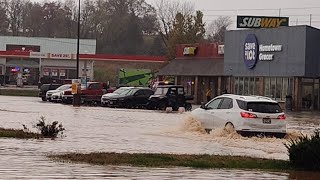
181, 116, 206, 134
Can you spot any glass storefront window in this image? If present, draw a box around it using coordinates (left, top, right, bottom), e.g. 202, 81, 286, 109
244, 77, 249, 95
234, 76, 292, 100
270, 78, 276, 99
249, 77, 255, 95
264, 78, 270, 97
282, 78, 288, 100
275, 78, 282, 100
239, 77, 244, 95
255, 77, 260, 95
234, 77, 239, 94
181, 76, 195, 96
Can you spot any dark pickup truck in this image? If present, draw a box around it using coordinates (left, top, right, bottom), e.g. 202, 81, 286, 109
147, 85, 193, 111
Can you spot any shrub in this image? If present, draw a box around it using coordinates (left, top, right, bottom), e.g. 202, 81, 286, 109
35, 116, 65, 138
285, 129, 320, 171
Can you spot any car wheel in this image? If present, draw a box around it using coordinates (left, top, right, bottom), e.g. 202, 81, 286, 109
205, 129, 212, 134
224, 122, 235, 133
146, 103, 154, 110
41, 97, 47, 101
125, 101, 134, 109
158, 102, 167, 111
185, 103, 192, 111
172, 104, 179, 111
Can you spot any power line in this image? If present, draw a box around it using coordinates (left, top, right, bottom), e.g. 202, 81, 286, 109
204, 14, 320, 17
202, 6, 320, 12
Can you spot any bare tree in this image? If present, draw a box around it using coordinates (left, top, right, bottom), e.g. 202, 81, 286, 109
155, 0, 195, 47
6, 0, 25, 36
207, 16, 232, 43
0, 0, 8, 35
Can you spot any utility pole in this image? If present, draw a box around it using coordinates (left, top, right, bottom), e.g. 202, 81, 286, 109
310, 14, 312, 26
73, 0, 81, 107
278, 8, 281, 17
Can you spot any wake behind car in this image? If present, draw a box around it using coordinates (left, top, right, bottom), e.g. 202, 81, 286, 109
108, 87, 154, 108
191, 94, 286, 138
46, 84, 71, 102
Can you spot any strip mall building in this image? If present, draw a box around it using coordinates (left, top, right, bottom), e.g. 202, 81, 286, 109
159, 25, 320, 111
0, 36, 166, 86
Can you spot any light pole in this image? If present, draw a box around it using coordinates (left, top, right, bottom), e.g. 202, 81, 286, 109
73, 0, 81, 107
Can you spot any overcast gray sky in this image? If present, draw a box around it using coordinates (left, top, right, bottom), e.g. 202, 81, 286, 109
146, 0, 320, 29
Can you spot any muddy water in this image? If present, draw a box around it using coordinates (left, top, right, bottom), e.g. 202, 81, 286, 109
0, 96, 319, 179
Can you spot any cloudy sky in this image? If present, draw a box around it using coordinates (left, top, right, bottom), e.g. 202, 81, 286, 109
146, 0, 320, 29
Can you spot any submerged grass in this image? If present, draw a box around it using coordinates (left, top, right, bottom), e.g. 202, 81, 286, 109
0, 128, 42, 139
49, 152, 291, 171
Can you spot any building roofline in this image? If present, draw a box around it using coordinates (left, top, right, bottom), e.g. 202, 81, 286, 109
0, 51, 167, 63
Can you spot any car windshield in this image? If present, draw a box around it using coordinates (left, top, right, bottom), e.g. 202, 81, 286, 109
154, 87, 169, 95
57, 84, 71, 91
80, 84, 87, 89
237, 100, 282, 113
122, 89, 137, 96
114, 87, 130, 94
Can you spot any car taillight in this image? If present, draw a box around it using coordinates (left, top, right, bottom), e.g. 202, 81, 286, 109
277, 114, 286, 120
240, 112, 257, 118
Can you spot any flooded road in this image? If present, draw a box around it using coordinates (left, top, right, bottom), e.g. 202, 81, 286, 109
0, 95, 319, 179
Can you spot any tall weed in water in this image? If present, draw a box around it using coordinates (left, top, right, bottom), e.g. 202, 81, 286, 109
35, 116, 65, 138
285, 129, 320, 171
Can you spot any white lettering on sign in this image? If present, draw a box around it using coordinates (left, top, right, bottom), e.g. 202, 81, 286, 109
218, 45, 224, 55
244, 43, 256, 61
30, 52, 48, 58
258, 44, 282, 61
50, 53, 72, 59
238, 17, 288, 28
259, 53, 274, 61
259, 44, 282, 52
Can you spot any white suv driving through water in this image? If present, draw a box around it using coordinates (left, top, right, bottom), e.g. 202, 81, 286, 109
191, 94, 286, 137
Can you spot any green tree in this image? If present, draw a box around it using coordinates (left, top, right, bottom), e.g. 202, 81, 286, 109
167, 10, 205, 59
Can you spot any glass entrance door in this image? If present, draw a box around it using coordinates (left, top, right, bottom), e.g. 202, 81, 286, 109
302, 79, 314, 110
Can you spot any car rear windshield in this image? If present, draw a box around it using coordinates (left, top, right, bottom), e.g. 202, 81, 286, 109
154, 87, 169, 95
40, 84, 50, 91
236, 100, 282, 113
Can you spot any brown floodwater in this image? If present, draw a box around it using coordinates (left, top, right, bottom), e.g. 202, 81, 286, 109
0, 95, 319, 179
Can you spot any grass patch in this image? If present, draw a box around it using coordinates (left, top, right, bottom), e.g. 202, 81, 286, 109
0, 127, 42, 139
0, 89, 38, 97
48, 152, 292, 171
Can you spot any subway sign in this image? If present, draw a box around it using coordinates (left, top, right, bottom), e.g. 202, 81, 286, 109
237, 15, 289, 28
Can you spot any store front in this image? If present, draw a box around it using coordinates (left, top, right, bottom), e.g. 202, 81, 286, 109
224, 25, 320, 111
158, 43, 226, 104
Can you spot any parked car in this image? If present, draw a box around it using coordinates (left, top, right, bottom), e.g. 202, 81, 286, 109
101, 87, 134, 107
46, 84, 71, 102
147, 85, 193, 111
48, 84, 72, 102
39, 83, 62, 101
190, 94, 287, 138
108, 87, 154, 108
